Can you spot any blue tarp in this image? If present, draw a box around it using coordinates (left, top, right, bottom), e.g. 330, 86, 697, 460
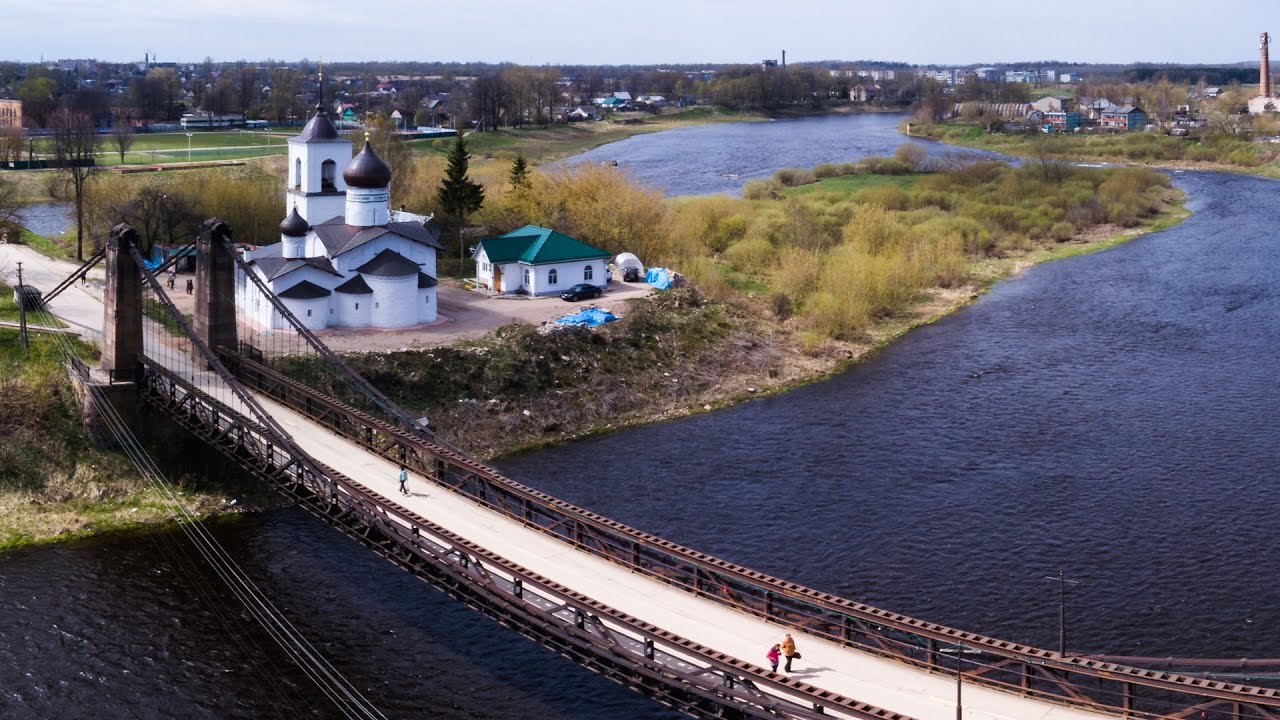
644, 267, 671, 290
554, 307, 618, 327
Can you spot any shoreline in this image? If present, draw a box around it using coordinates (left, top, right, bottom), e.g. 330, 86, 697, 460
482, 196, 1190, 461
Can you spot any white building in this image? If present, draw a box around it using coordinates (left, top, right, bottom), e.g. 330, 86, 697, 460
472, 225, 611, 296
236, 106, 443, 330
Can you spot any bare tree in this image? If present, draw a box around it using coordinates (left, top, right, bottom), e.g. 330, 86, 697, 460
0, 125, 24, 164
49, 107, 101, 260
0, 173, 27, 242
109, 120, 135, 163
108, 185, 198, 251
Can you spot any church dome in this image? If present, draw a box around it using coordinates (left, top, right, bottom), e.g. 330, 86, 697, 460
343, 139, 392, 189
279, 207, 309, 237
297, 108, 340, 142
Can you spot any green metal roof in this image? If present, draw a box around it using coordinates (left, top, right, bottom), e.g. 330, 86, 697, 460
475, 225, 611, 265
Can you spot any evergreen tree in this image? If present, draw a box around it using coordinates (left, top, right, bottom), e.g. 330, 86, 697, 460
508, 154, 530, 192
436, 134, 485, 268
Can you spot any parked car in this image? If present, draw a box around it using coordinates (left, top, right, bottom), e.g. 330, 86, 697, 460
622, 267, 641, 283
560, 283, 603, 302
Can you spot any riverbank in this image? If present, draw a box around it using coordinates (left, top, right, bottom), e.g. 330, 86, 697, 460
343, 178, 1188, 461
908, 121, 1280, 179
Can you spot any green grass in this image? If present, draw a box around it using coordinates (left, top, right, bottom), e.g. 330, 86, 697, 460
783, 173, 925, 196
15, 227, 78, 260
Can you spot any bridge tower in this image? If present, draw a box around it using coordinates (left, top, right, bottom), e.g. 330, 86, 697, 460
72, 223, 144, 445
193, 218, 237, 365
101, 223, 143, 380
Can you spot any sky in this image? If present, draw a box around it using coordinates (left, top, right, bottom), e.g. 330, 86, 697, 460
4, 0, 1271, 67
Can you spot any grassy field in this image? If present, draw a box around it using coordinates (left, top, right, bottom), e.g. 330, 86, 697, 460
418, 106, 753, 164
26, 129, 294, 166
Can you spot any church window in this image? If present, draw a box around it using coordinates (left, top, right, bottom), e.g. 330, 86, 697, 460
321, 160, 336, 190
548, 268, 558, 285
355, 302, 359, 310
294, 158, 302, 188
523, 268, 530, 286
583, 265, 593, 281
307, 309, 312, 317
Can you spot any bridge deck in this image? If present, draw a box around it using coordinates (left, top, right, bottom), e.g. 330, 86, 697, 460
259, 394, 1117, 720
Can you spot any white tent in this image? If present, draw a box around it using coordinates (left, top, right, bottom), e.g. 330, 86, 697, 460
614, 252, 644, 274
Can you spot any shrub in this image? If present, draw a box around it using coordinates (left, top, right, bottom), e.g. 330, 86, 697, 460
1050, 221, 1075, 241
723, 236, 776, 274
743, 178, 783, 200
774, 167, 817, 187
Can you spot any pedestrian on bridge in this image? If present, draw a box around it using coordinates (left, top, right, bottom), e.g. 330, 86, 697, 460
766, 644, 781, 672
781, 633, 799, 672
398, 465, 408, 495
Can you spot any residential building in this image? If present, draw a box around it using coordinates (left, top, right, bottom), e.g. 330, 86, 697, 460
1099, 105, 1147, 131
1043, 111, 1083, 133
0, 99, 21, 129
473, 225, 611, 296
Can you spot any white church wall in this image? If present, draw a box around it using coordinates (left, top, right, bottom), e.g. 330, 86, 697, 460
335, 292, 373, 327
282, 295, 331, 331
366, 274, 418, 328
417, 287, 437, 323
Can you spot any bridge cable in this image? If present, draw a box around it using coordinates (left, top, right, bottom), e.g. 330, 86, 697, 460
39, 269, 387, 720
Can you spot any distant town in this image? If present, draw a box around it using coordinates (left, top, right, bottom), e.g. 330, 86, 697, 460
1, 47, 1278, 146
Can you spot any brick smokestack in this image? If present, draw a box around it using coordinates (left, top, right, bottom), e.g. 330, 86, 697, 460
1263, 32, 1273, 97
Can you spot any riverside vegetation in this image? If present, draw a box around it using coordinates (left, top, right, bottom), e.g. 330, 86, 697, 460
1, 128, 1183, 542
0, 286, 270, 548
285, 146, 1183, 457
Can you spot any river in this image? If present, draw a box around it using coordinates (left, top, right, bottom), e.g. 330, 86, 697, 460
3, 112, 1275, 718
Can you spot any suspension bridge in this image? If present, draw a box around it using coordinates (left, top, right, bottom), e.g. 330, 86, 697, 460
8, 219, 1280, 720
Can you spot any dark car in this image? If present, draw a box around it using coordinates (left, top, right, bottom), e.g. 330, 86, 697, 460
622, 267, 641, 283
560, 283, 603, 302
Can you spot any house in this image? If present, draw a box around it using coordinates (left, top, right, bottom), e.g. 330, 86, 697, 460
1099, 105, 1147, 131
848, 86, 869, 102
236, 106, 444, 330
564, 106, 599, 122
472, 225, 611, 296
1042, 111, 1083, 133
1031, 96, 1072, 113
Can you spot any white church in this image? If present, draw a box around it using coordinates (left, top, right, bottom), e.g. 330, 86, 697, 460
236, 106, 443, 331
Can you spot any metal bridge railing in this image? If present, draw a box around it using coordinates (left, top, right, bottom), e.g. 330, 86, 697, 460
140, 357, 907, 720
217, 347, 1280, 720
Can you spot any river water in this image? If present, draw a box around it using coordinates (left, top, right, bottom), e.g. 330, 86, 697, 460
3, 113, 1276, 717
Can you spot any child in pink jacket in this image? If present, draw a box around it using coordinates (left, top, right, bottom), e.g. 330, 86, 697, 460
766, 644, 781, 672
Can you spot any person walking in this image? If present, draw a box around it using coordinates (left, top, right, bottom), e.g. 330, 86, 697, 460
766, 644, 781, 673
167, 268, 175, 290
397, 465, 408, 495
781, 633, 799, 672
185, 278, 193, 295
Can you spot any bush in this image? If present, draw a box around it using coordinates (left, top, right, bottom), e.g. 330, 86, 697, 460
743, 178, 783, 200
774, 167, 816, 187
1050, 221, 1075, 241
723, 236, 776, 274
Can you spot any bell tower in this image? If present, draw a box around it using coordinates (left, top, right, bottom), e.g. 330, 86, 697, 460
286, 66, 352, 226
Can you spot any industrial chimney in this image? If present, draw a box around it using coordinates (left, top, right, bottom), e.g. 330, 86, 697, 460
1262, 32, 1272, 97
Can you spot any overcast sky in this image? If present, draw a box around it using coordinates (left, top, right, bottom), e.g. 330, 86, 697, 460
4, 0, 1271, 67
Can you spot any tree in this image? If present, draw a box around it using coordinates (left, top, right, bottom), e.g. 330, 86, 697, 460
0, 173, 27, 242
0, 125, 24, 164
109, 121, 135, 164
508, 154, 530, 192
435, 134, 485, 267
49, 108, 101, 260
108, 185, 198, 251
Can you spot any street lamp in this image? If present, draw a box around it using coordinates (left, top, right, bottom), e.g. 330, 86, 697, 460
185, 132, 193, 162
1044, 570, 1079, 657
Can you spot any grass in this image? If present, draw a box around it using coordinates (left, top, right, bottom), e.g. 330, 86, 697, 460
784, 173, 925, 196
420, 106, 758, 165
15, 227, 78, 260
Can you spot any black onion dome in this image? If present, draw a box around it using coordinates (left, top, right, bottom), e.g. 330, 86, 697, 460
297, 109, 340, 142
279, 207, 309, 237
343, 140, 392, 189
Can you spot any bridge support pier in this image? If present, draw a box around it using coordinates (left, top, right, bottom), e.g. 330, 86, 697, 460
71, 223, 145, 446
194, 218, 237, 367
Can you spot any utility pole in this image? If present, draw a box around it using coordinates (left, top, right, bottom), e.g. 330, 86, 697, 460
16, 261, 28, 351
955, 646, 963, 720
1044, 570, 1079, 657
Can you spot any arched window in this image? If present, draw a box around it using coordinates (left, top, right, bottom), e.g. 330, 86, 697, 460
294, 158, 302, 188
548, 268, 558, 285
583, 264, 593, 281
523, 268, 530, 287
321, 160, 336, 190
